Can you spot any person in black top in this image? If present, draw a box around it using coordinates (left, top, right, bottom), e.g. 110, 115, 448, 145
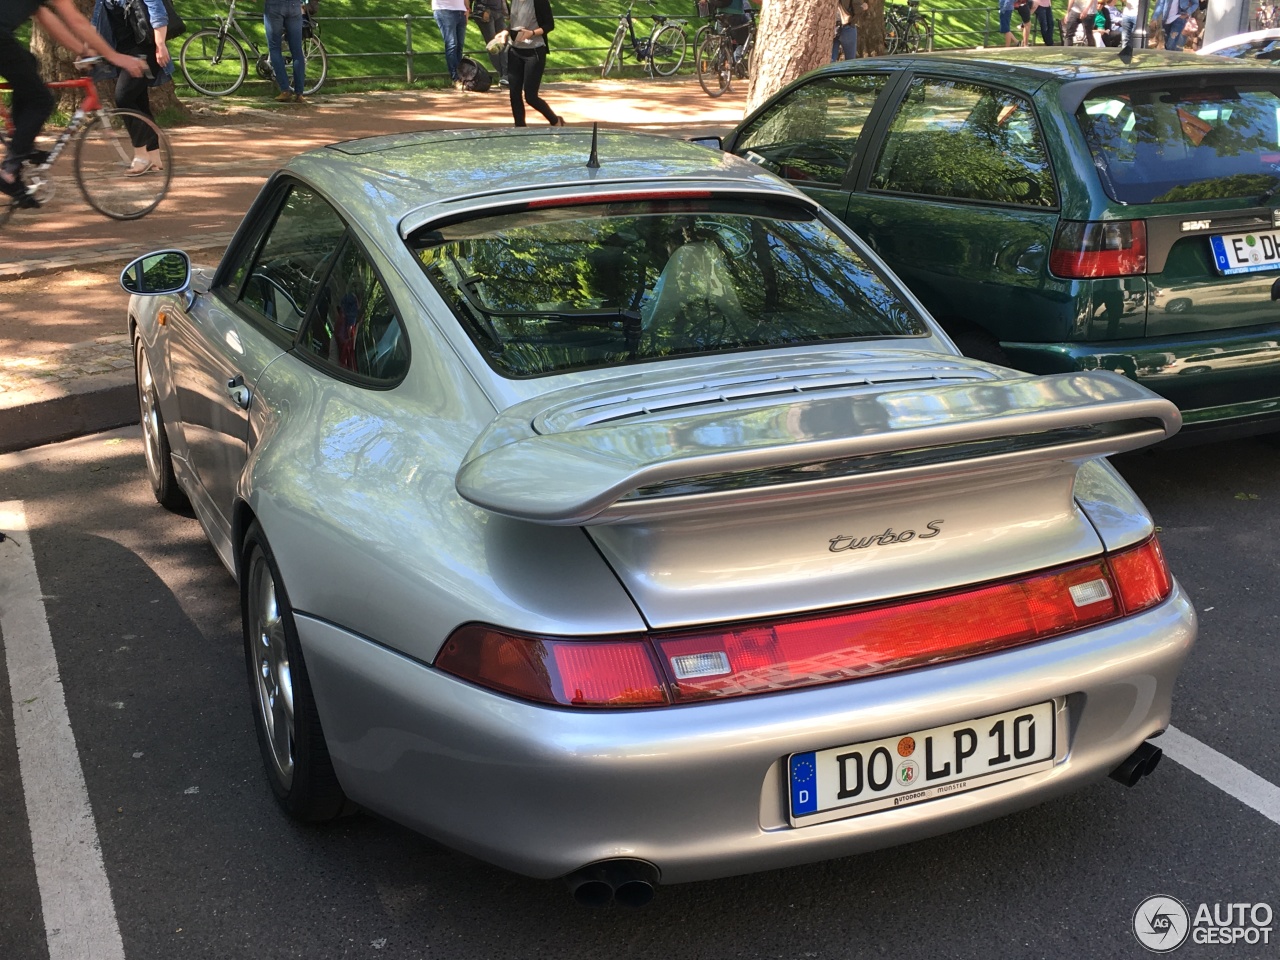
1, 0, 143, 203
506, 0, 563, 127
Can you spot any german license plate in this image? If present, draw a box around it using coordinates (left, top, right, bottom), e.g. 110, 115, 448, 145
1209, 231, 1280, 275
788, 701, 1056, 826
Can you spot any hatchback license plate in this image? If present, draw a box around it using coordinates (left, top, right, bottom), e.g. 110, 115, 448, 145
788, 701, 1056, 826
1210, 231, 1280, 275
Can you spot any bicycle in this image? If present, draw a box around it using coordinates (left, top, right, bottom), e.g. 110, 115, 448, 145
696, 9, 754, 98
602, 0, 689, 78
180, 0, 328, 97
884, 0, 930, 54
0, 57, 172, 228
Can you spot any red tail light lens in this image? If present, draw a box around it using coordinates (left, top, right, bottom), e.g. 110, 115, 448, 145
436, 538, 1173, 707
434, 626, 669, 707
1049, 220, 1147, 278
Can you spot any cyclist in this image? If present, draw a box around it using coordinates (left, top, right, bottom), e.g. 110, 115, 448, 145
1, 0, 144, 203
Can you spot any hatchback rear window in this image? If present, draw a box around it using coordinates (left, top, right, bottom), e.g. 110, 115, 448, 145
409, 197, 927, 378
1078, 83, 1280, 204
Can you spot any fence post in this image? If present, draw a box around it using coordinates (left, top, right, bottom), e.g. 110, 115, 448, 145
405, 14, 414, 83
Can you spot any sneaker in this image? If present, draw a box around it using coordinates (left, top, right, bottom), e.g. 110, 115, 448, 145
274, 89, 294, 103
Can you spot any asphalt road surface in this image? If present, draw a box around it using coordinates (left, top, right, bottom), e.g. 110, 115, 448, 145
1, 428, 1277, 960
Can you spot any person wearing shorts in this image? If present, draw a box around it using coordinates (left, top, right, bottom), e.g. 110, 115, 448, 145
1012, 0, 1033, 45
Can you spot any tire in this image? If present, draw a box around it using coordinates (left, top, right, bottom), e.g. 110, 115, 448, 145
300, 36, 327, 95
697, 36, 732, 98
602, 24, 626, 77
902, 20, 926, 53
242, 522, 349, 822
74, 111, 172, 220
134, 337, 189, 512
649, 23, 687, 76
180, 29, 248, 96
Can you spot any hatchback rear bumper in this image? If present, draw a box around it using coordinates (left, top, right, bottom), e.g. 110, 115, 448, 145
297, 586, 1195, 885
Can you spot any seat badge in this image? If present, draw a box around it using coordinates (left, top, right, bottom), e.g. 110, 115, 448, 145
1181, 220, 1212, 232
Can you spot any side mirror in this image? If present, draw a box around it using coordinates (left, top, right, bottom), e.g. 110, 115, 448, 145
120, 250, 192, 296
688, 136, 724, 151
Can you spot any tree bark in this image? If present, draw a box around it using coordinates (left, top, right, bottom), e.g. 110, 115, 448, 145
745, 0, 840, 115
862, 0, 886, 56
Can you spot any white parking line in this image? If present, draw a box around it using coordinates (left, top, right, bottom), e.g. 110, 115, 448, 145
1164, 725, 1280, 827
0, 501, 125, 960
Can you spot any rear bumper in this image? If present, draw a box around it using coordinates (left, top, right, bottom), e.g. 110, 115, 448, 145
297, 585, 1196, 885
1003, 325, 1280, 435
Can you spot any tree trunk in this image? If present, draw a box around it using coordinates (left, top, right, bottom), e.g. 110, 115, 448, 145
745, 0, 840, 115
862, 0, 886, 56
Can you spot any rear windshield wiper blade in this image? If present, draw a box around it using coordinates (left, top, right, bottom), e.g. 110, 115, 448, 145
457, 277, 639, 326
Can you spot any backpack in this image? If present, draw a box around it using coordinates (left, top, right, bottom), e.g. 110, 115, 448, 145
457, 56, 492, 92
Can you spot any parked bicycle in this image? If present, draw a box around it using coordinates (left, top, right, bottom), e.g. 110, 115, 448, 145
696, 8, 754, 97
884, 0, 930, 54
602, 0, 689, 78
0, 57, 172, 227
180, 0, 328, 97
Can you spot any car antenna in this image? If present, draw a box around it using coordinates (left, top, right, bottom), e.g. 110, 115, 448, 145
587, 123, 600, 169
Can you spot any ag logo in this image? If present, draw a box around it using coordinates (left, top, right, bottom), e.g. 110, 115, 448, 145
1133, 895, 1190, 953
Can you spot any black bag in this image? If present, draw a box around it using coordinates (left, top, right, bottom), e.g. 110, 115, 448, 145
161, 0, 186, 40
457, 56, 492, 92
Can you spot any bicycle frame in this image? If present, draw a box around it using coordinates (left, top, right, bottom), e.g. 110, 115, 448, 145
214, 0, 266, 62
1, 73, 104, 175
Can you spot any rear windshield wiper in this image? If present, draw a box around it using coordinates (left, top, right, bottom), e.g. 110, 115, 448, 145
457, 276, 639, 327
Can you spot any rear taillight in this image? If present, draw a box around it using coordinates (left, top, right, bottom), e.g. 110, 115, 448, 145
435, 538, 1173, 707
1049, 220, 1147, 278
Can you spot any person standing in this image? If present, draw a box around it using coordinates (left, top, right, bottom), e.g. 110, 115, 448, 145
434, 0, 469, 85
1150, 0, 1200, 49
832, 0, 866, 61
1, 0, 143, 201
473, 0, 509, 84
1032, 0, 1055, 44
262, 0, 306, 102
92, 0, 174, 172
506, 0, 562, 126
999, 0, 1016, 45
1119, 0, 1138, 50
1063, 0, 1097, 44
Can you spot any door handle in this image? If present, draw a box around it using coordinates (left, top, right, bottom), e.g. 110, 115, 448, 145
226, 375, 251, 410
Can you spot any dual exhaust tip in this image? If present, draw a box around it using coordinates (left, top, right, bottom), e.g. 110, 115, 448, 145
564, 742, 1162, 905
564, 859, 659, 908
1109, 740, 1163, 788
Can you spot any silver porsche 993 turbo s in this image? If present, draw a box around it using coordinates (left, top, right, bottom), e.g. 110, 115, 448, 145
121, 127, 1196, 905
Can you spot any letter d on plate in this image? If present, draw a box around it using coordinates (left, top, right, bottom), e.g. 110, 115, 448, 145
789, 753, 818, 816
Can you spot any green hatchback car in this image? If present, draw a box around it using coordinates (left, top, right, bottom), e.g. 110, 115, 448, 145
711, 48, 1280, 438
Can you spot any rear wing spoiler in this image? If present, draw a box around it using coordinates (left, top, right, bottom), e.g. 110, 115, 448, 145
455, 372, 1180, 525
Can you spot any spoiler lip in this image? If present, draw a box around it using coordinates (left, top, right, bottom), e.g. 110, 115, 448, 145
456, 371, 1182, 526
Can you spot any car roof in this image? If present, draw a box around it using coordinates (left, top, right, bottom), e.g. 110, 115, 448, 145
819, 46, 1280, 85
281, 127, 799, 244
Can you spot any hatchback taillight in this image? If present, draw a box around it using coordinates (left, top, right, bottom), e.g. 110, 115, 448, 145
435, 538, 1174, 707
1049, 219, 1147, 278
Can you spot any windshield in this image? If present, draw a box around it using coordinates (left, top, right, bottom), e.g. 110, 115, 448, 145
1078, 83, 1280, 204
409, 197, 927, 377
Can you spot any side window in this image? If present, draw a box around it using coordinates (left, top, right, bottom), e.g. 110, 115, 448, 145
237, 184, 347, 337
298, 239, 409, 383
870, 78, 1056, 208
734, 74, 890, 185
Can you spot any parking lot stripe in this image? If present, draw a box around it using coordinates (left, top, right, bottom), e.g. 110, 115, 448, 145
0, 502, 125, 960
1164, 725, 1280, 827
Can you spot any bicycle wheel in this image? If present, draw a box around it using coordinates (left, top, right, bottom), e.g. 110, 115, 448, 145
649, 23, 687, 76
696, 36, 732, 98
180, 29, 248, 96
901, 21, 925, 53
74, 111, 172, 220
300, 37, 327, 95
602, 24, 626, 77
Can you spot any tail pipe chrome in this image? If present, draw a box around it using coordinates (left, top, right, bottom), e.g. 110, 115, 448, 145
563, 859, 660, 907
1109, 740, 1163, 788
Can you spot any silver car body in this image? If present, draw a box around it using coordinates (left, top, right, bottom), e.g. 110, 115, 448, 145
127, 129, 1195, 884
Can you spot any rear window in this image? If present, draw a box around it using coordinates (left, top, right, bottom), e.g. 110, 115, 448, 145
409, 197, 927, 378
1078, 84, 1280, 204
